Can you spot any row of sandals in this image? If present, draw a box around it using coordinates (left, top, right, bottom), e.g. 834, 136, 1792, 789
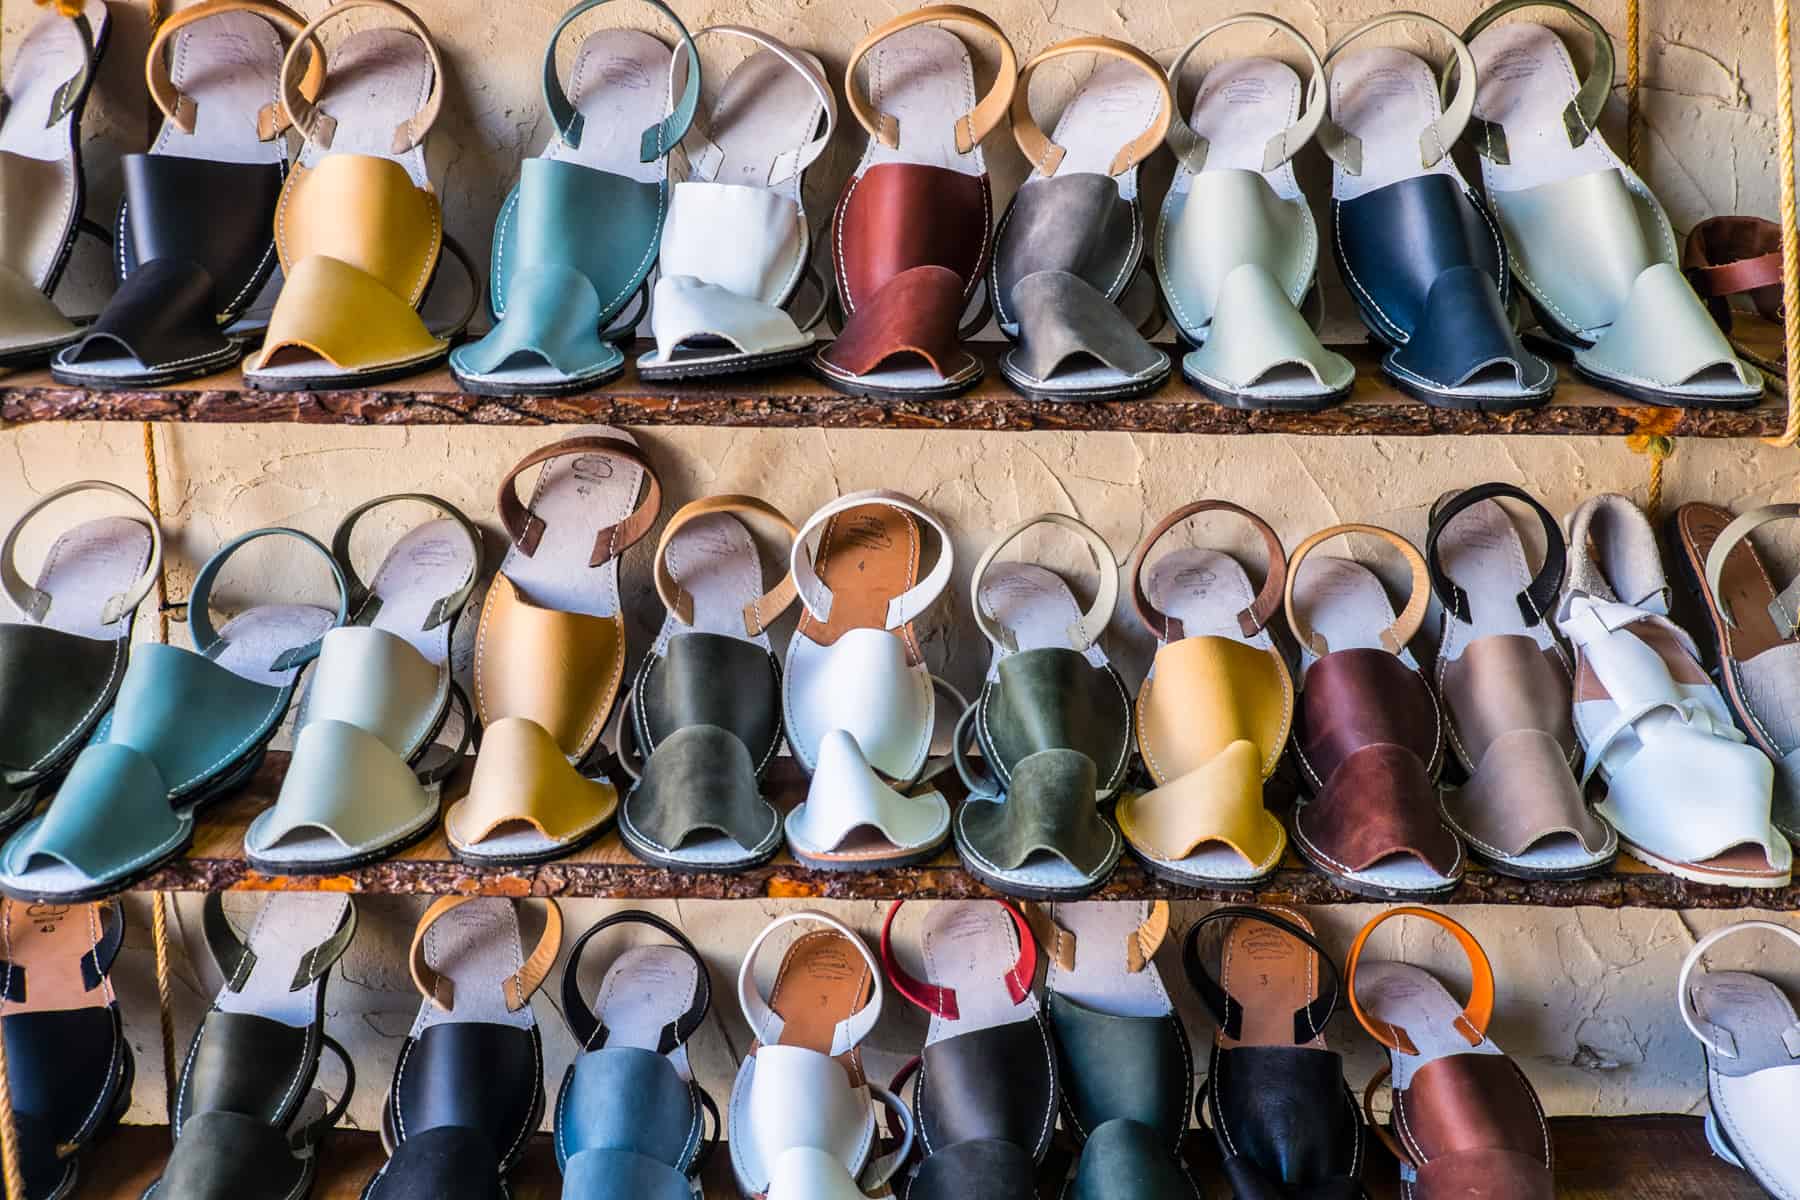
2, 0, 1771, 410
22, 894, 1800, 1199
8, 431, 1800, 900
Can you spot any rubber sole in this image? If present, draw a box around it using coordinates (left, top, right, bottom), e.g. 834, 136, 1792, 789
447, 813, 615, 868
953, 841, 1121, 901
637, 342, 816, 382
51, 341, 247, 390
246, 346, 451, 392
808, 356, 985, 401
1378, 361, 1556, 413
1615, 837, 1791, 889
1185, 368, 1351, 413
998, 358, 1172, 403
616, 815, 783, 874
789, 832, 950, 873
1291, 830, 1463, 902
448, 359, 627, 397
246, 800, 443, 878
1123, 842, 1280, 892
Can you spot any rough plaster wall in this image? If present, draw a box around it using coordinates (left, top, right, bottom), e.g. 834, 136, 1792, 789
9, 0, 1796, 332
8, 423, 1800, 1131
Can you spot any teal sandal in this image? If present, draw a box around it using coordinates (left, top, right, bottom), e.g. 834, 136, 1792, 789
449, 0, 700, 396
0, 528, 348, 901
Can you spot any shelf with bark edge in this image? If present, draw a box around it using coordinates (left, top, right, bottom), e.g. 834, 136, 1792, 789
134, 753, 1800, 910
1, 321, 1790, 436
87, 1117, 1762, 1198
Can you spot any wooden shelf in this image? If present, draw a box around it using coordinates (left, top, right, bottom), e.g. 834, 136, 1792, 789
1, 336, 1785, 437
135, 754, 1800, 909
89, 1116, 1761, 1198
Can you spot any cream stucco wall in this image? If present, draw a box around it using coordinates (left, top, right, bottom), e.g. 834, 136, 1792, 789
5, 0, 1800, 1139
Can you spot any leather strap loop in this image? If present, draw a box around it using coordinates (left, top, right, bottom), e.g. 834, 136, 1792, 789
147, 0, 325, 140
1126, 500, 1288, 641
560, 910, 711, 1052
1703, 505, 1800, 635
1425, 483, 1565, 629
879, 899, 1035, 1021
971, 512, 1118, 653
0, 480, 163, 627
329, 492, 483, 631
45, 11, 97, 129
496, 435, 663, 567
1182, 905, 1341, 1045
843, 5, 1018, 153
1165, 14, 1328, 174
1009, 37, 1172, 178
294, 1034, 356, 1149
1678, 920, 1800, 1061
679, 26, 836, 185
1283, 523, 1429, 657
1345, 907, 1494, 1057
280, 0, 445, 154
544, 0, 700, 158
409, 896, 563, 1014
737, 910, 883, 1056
188, 527, 351, 672
653, 495, 799, 637
1450, 0, 1614, 164
205, 893, 359, 994
790, 489, 954, 630
1316, 12, 1479, 176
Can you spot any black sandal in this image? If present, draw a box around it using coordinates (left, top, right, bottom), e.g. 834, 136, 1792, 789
1185, 905, 1367, 1198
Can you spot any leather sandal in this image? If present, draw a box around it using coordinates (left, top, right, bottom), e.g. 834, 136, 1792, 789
0, 527, 349, 902
1040, 901, 1199, 1197
1348, 907, 1553, 1200
1670, 502, 1800, 845
728, 911, 914, 1199
0, 899, 130, 1200
989, 38, 1171, 401
1558, 493, 1790, 887
0, 0, 110, 369
244, 0, 478, 391
0, 481, 161, 836
1286, 524, 1464, 899
446, 431, 661, 866
1184, 906, 1365, 1198
782, 490, 959, 870
246, 494, 482, 874
1322, 13, 1555, 410
880, 899, 1056, 1198
617, 495, 798, 871
1678, 921, 1800, 1197
1685, 215, 1789, 392
813, 5, 1018, 399
147, 893, 358, 1200
1459, 0, 1763, 408
51, 0, 323, 388
952, 514, 1128, 899
1115, 502, 1292, 888
1427, 484, 1616, 878
555, 912, 719, 1200
451, 0, 700, 396
636, 26, 835, 381
1158, 16, 1354, 411
361, 897, 562, 1200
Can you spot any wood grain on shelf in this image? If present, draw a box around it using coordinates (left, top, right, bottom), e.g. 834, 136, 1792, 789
87, 1117, 1763, 1199
1, 332, 1785, 436
138, 753, 1800, 909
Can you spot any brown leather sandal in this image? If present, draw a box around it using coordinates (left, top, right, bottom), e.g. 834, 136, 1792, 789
1285, 524, 1464, 899
813, 5, 1017, 400
1348, 907, 1553, 1200
1684, 216, 1788, 393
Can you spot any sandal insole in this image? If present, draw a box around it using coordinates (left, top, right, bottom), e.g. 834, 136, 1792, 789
855, 25, 982, 175
11, 515, 153, 641
591, 943, 700, 1074
1434, 499, 1554, 656
0, 0, 104, 163
917, 901, 1035, 1046
1217, 907, 1324, 1050
492, 429, 641, 618
764, 928, 872, 1087
410, 897, 535, 1033
1045, 901, 1170, 1020
1035, 57, 1162, 196
1180, 57, 1304, 197
1692, 970, 1800, 1077
1329, 47, 1461, 202
978, 561, 1107, 668
1289, 554, 1420, 671
1354, 959, 1501, 1094
653, 512, 768, 648
214, 893, 351, 1027
794, 503, 922, 656
548, 30, 673, 183
0, 899, 111, 1015
293, 28, 433, 183
702, 48, 826, 201
1469, 23, 1632, 196
149, 10, 289, 167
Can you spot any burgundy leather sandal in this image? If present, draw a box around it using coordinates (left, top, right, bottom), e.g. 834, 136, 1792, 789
814, 5, 1017, 400
1285, 524, 1465, 899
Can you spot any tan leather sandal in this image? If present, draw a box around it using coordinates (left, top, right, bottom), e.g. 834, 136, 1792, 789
444, 431, 662, 865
